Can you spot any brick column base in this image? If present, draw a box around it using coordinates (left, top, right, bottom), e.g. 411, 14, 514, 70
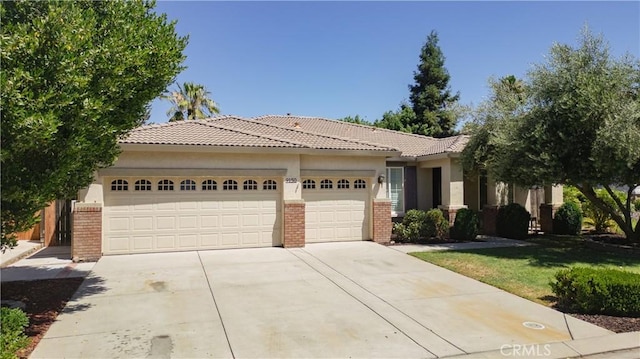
283, 200, 305, 248
539, 204, 560, 234
482, 205, 499, 235
72, 203, 102, 262
373, 199, 392, 244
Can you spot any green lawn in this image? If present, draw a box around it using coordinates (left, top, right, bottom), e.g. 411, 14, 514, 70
410, 236, 640, 306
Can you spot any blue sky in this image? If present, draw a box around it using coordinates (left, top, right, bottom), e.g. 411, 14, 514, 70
149, 1, 639, 125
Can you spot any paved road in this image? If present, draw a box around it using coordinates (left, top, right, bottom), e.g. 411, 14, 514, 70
31, 242, 638, 358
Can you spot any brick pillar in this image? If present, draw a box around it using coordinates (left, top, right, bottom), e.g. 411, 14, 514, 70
482, 205, 499, 235
72, 203, 102, 262
539, 204, 560, 234
440, 208, 458, 227
373, 199, 392, 244
283, 200, 305, 248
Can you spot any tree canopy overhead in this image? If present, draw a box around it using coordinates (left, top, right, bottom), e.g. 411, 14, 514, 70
162, 82, 219, 122
1, 0, 188, 246
372, 30, 460, 137
407, 31, 460, 137
462, 28, 640, 241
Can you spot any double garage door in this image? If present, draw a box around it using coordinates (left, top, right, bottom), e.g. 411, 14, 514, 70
103, 176, 371, 254
103, 177, 281, 254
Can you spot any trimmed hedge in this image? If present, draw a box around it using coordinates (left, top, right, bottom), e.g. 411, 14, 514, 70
550, 267, 640, 316
424, 209, 449, 239
450, 208, 479, 241
393, 209, 427, 242
1, 307, 29, 359
496, 203, 530, 240
393, 209, 449, 242
553, 202, 583, 235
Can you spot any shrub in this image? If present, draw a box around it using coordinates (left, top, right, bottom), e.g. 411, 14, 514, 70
633, 198, 640, 212
450, 208, 479, 241
582, 188, 626, 233
496, 203, 530, 239
1, 307, 29, 359
550, 267, 640, 316
563, 185, 586, 214
424, 209, 449, 239
393, 209, 427, 242
553, 202, 583, 235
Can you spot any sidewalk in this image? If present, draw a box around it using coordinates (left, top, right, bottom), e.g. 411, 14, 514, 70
0, 240, 43, 268
389, 235, 534, 253
1, 246, 95, 282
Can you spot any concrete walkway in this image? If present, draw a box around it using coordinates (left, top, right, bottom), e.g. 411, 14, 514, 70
1, 246, 95, 282
28, 242, 638, 359
0, 240, 42, 268
390, 235, 534, 253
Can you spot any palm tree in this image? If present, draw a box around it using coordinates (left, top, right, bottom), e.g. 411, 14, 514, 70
162, 82, 219, 122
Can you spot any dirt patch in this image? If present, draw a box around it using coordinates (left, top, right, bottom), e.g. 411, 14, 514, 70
1, 278, 84, 358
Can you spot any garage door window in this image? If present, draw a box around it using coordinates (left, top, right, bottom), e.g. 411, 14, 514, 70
202, 179, 217, 191
134, 179, 152, 191
354, 179, 366, 189
223, 180, 238, 191
337, 179, 350, 189
180, 179, 196, 191
111, 179, 128, 191
243, 179, 258, 190
302, 179, 316, 189
263, 180, 277, 190
320, 179, 333, 189
158, 179, 174, 191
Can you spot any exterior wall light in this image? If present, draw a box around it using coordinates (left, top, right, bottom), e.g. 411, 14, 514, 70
377, 175, 385, 184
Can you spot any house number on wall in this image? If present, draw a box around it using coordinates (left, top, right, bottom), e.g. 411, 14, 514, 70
285, 178, 298, 183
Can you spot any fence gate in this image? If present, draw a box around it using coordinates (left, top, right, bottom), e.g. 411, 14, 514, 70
55, 199, 72, 245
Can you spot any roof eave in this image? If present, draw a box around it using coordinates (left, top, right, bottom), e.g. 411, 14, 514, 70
416, 151, 461, 162
118, 143, 400, 157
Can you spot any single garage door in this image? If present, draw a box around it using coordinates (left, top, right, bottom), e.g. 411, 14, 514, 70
103, 177, 281, 254
302, 178, 370, 243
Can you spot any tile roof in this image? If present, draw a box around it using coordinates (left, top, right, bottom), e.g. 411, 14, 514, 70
121, 114, 469, 158
253, 115, 469, 158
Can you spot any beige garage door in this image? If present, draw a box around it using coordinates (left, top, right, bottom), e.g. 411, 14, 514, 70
103, 177, 281, 254
302, 178, 370, 243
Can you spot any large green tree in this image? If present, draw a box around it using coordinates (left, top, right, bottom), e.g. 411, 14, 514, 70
1, 0, 188, 248
162, 82, 219, 122
373, 103, 416, 132
407, 30, 460, 137
462, 29, 640, 241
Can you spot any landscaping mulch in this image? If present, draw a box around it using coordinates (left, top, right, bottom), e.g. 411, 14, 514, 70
1, 278, 84, 359
569, 313, 640, 333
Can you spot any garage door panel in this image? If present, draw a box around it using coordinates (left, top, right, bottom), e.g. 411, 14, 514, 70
178, 234, 197, 248
132, 236, 153, 250
156, 217, 176, 230
303, 190, 369, 243
156, 235, 175, 249
179, 216, 197, 229
103, 183, 281, 254
133, 217, 153, 231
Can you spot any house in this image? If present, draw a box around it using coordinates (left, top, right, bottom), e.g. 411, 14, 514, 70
73, 115, 563, 261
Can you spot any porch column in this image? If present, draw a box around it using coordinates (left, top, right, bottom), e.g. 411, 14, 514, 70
539, 185, 564, 233
282, 158, 304, 248
71, 203, 102, 262
438, 159, 467, 225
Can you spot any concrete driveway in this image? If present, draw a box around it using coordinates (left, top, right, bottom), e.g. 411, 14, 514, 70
31, 242, 637, 358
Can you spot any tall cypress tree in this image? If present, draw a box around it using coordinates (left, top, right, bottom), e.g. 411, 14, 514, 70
408, 30, 460, 137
